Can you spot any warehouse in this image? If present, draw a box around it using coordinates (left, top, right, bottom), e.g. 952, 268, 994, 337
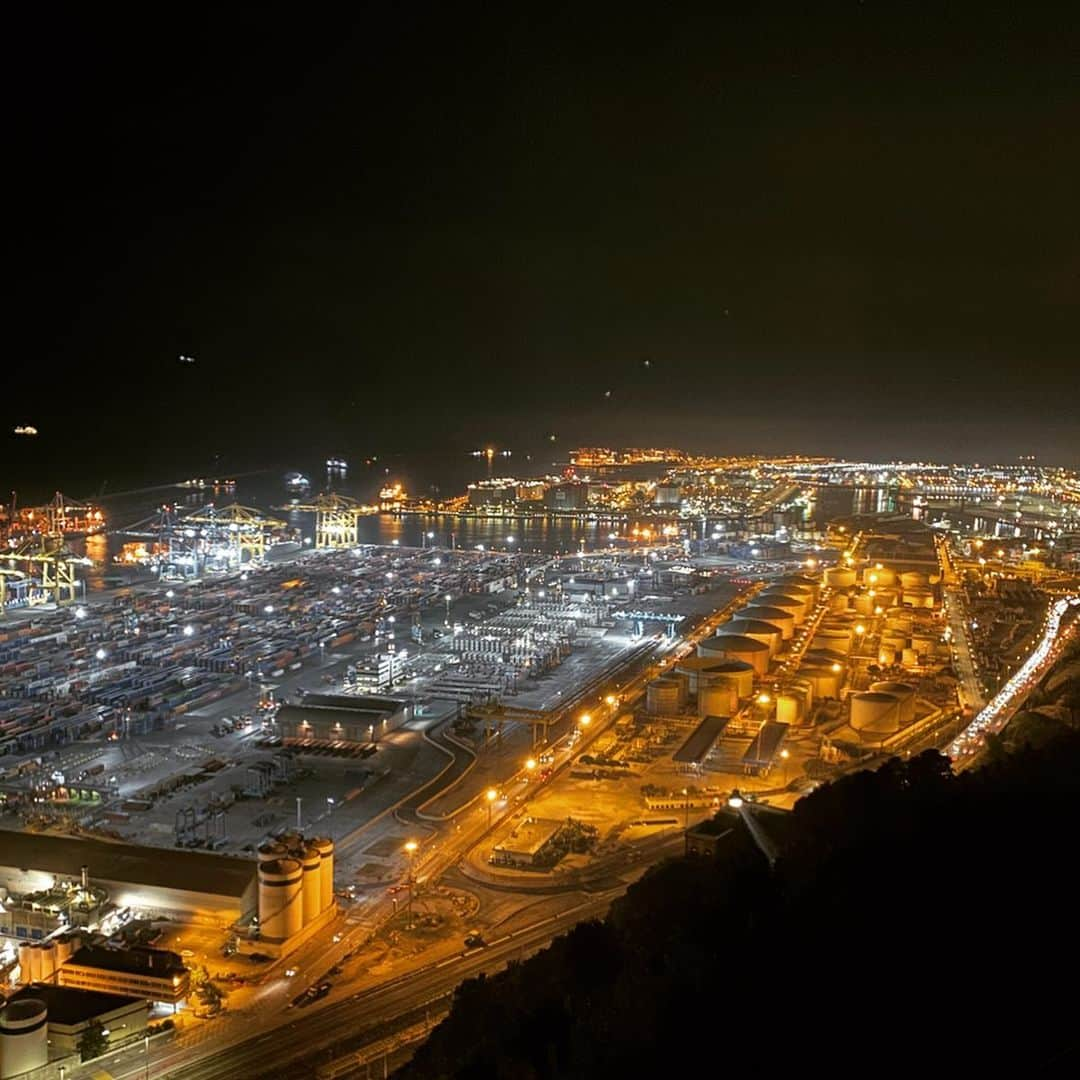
0, 831, 257, 926
275, 693, 409, 747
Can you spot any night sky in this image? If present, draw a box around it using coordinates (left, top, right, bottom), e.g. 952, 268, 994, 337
7, 6, 1079, 490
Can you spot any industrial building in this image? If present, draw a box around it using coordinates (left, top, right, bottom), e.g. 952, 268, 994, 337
0, 831, 258, 927
57, 945, 189, 1005
275, 693, 409, 748
0, 996, 49, 1080
4, 983, 148, 1055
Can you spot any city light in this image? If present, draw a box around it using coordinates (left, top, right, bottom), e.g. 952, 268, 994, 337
183, 625, 194, 637
579, 713, 591, 727
525, 758, 537, 771
95, 648, 106, 661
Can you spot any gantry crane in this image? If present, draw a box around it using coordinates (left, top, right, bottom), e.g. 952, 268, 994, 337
184, 503, 286, 563
3, 534, 86, 607
281, 493, 369, 549
0, 567, 26, 618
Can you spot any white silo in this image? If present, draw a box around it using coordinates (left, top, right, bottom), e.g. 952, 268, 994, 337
26, 947, 42, 984
300, 846, 322, 926
850, 692, 901, 735
826, 566, 857, 589
830, 594, 850, 613
871, 681, 916, 724
759, 591, 808, 622
16, 946, 32, 987
799, 665, 843, 699
39, 942, 56, 982
901, 647, 919, 667
878, 645, 897, 666
853, 593, 876, 616
0, 999, 49, 1080
258, 857, 303, 941
312, 837, 335, 912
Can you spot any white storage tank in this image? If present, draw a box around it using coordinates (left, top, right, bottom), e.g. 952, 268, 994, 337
799, 665, 842, 699
830, 594, 850, 613
850, 691, 901, 735
647, 678, 683, 714
878, 645, 897, 666
27, 947, 42, 984
0, 998, 49, 1080
853, 593, 876, 616
758, 591, 808, 622
16, 946, 32, 987
813, 627, 852, 654
312, 837, 335, 912
698, 683, 736, 718
39, 942, 56, 982
826, 566, 857, 589
864, 566, 896, 587
871, 681, 917, 724
904, 587, 935, 609
912, 634, 936, 655
723, 619, 783, 656
901, 647, 920, 667
776, 693, 800, 726
739, 605, 795, 640
300, 846, 322, 926
900, 570, 928, 590
700, 635, 770, 675
696, 659, 756, 699
258, 857, 303, 941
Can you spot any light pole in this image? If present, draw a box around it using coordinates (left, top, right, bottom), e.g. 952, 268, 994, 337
780, 748, 790, 786
404, 840, 418, 929
295, 797, 302, 831
444, 593, 452, 625
144, 1032, 150, 1080
682, 787, 690, 829
486, 787, 497, 828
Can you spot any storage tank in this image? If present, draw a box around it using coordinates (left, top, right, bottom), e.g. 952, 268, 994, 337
698, 683, 736, 718
781, 573, 819, 595
912, 634, 936, 654
300, 846, 322, 926
693, 659, 755, 699
722, 619, 783, 656
776, 693, 800, 726
741, 605, 795, 639
813, 627, 852, 654
0, 998, 48, 1079
886, 613, 914, 635
758, 591, 807, 621
55, 936, 75, 966
647, 678, 682, 714
878, 645, 897, 666
799, 665, 842, 699
850, 691, 901, 735
257, 841, 289, 863
853, 593, 876, 616
904, 587, 935, 609
901, 647, 919, 667
830, 593, 850, 613
864, 566, 896, 587
900, 570, 928, 590
826, 566, 857, 589
674, 656, 718, 695
26, 947, 42, 984
258, 857, 303, 941
871, 681, 916, 724
699, 635, 770, 675
312, 837, 335, 912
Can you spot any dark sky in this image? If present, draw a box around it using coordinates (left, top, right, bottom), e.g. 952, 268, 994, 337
7, 5, 1079, 487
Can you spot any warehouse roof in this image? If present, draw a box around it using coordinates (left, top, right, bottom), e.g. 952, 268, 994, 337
68, 945, 186, 978
0, 831, 256, 898
10, 983, 142, 1026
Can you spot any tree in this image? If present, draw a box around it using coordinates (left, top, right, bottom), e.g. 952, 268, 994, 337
78, 1019, 109, 1062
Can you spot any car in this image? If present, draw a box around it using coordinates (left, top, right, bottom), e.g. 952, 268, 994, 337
180, 949, 195, 958
313, 981, 332, 1000
463, 932, 486, 950
331, 933, 342, 943
387, 884, 407, 895
329, 964, 343, 976
284, 967, 299, 978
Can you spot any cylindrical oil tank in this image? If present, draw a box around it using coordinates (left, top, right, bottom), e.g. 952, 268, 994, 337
16, 946, 33, 986
673, 656, 712, 695
830, 593, 850, 613
790, 677, 814, 710
55, 936, 74, 966
776, 693, 800, 726
300, 846, 322, 926
782, 573, 819, 593
901, 647, 919, 667
878, 646, 897, 666
900, 571, 928, 590
699, 660, 755, 699
871, 681, 916, 724
864, 566, 896, 587
853, 593, 876, 616
698, 683, 736, 718
257, 841, 289, 863
851, 691, 901, 734
813, 627, 852, 654
0, 998, 48, 1080
700, 635, 770, 675
826, 566, 857, 589
741, 605, 795, 639
27, 947, 42, 984
258, 857, 303, 941
886, 613, 913, 634
758, 591, 808, 622
312, 837, 335, 912
647, 678, 682, 714
799, 665, 842, 699
912, 634, 935, 654
723, 619, 783, 656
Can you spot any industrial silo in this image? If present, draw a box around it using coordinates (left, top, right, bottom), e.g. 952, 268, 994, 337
853, 593, 876, 616
258, 857, 303, 941
830, 593, 850, 613
698, 682, 736, 718
723, 619, 784, 657
799, 665, 842, 699
0, 999, 49, 1080
901, 647, 919, 667
878, 645, 897, 666
864, 566, 897, 587
900, 570, 928, 591
904, 587, 935, 609
813, 626, 852, 654
39, 942, 56, 982
16, 946, 32, 987
850, 691, 901, 735
647, 678, 683, 714
674, 656, 712, 695
870, 681, 916, 724
776, 693, 800, 726
300, 846, 322, 926
312, 837, 335, 912
700, 635, 770, 675
257, 840, 289, 863
741, 604, 796, 640
26, 947, 42, 984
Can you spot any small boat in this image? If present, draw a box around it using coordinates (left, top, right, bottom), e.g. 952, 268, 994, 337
13, 425, 38, 436
284, 472, 311, 492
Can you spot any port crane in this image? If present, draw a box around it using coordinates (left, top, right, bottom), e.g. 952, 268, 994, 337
184, 503, 286, 563
2, 533, 87, 608
278, 493, 372, 549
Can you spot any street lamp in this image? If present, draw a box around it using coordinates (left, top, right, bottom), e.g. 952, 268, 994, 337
605, 694, 617, 707
525, 757, 537, 773
780, 748, 790, 786
682, 787, 690, 829
486, 787, 497, 827
444, 593, 452, 624
727, 791, 744, 810
579, 712, 591, 729
404, 841, 419, 929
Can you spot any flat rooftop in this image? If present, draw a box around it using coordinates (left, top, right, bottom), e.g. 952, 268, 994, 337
11, 982, 142, 1025
674, 715, 732, 764
0, 830, 256, 898
68, 944, 186, 978
494, 818, 562, 858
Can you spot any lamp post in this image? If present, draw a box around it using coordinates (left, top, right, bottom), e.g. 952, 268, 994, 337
295, 797, 302, 830
486, 787, 497, 828
780, 748, 790, 786
444, 593, 452, 625
404, 840, 418, 929
682, 787, 690, 829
